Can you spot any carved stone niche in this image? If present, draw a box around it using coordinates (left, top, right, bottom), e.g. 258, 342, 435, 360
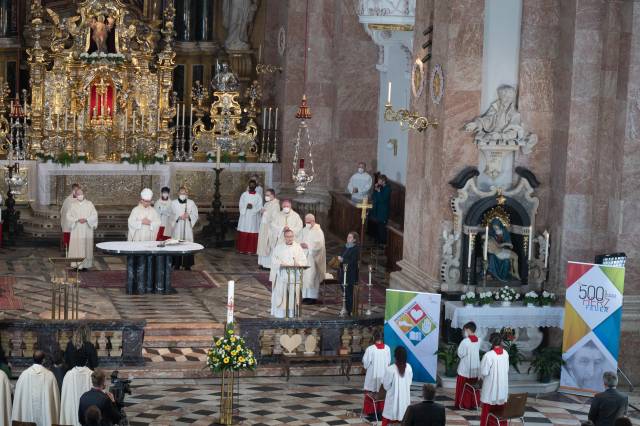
440, 171, 546, 291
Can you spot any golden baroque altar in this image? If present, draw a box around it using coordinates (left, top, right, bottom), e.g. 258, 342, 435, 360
26, 0, 176, 162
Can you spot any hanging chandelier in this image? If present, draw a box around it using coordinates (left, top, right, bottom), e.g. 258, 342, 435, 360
291, 0, 315, 194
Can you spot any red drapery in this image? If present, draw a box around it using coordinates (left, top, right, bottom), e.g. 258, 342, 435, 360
90, 84, 114, 118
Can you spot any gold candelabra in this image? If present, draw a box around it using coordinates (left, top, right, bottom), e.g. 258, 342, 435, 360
384, 81, 437, 132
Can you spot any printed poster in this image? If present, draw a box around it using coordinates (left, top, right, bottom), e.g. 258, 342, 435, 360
384, 289, 441, 383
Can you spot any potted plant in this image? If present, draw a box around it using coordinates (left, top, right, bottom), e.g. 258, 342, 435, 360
503, 340, 524, 373
523, 291, 539, 307
460, 291, 477, 307
528, 347, 563, 383
478, 291, 493, 307
55, 151, 74, 168
436, 343, 459, 377
495, 286, 519, 307
540, 291, 556, 307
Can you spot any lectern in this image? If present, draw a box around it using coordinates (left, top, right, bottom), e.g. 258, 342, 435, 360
280, 265, 309, 319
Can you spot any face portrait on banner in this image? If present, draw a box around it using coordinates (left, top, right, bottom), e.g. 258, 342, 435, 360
561, 336, 616, 393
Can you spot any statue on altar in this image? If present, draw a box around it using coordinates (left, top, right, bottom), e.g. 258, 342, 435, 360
89, 15, 116, 53
213, 63, 239, 92
485, 218, 521, 282
464, 85, 537, 153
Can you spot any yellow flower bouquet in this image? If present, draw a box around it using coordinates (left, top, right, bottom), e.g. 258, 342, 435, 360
207, 327, 257, 373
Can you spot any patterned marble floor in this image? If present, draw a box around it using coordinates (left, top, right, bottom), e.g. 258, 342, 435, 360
119, 376, 639, 426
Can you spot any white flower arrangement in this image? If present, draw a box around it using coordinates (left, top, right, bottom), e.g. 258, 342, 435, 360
206, 150, 215, 162
460, 291, 477, 306
540, 290, 556, 306
120, 152, 131, 163
495, 286, 520, 302
523, 291, 539, 305
478, 291, 493, 306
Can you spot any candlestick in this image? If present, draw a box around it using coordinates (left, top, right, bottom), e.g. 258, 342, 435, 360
387, 81, 392, 104
268, 107, 272, 130
544, 230, 550, 268
483, 225, 489, 260
226, 280, 235, 324
274, 107, 278, 130
528, 226, 533, 260
216, 146, 221, 168
467, 232, 474, 268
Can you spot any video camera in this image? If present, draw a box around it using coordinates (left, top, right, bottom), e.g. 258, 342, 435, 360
109, 370, 132, 410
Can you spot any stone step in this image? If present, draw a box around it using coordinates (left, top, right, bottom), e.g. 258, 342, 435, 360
143, 335, 215, 348
144, 322, 224, 337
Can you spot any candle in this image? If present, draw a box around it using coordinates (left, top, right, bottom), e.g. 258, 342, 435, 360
181, 102, 185, 125
274, 107, 278, 130
528, 226, 533, 260
64, 111, 68, 130
226, 280, 235, 324
189, 105, 193, 128
157, 110, 160, 131
483, 225, 488, 261
368, 265, 372, 286
73, 113, 76, 131
467, 232, 473, 268
124, 110, 128, 132
176, 104, 180, 126
299, 158, 305, 169
133, 110, 136, 133
258, 44, 262, 63
343, 266, 347, 286
216, 146, 221, 168
56, 114, 59, 130
544, 230, 550, 268
387, 81, 392, 104
262, 107, 266, 129
267, 107, 272, 130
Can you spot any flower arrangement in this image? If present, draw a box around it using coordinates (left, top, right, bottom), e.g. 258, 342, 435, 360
540, 291, 556, 306
237, 151, 246, 162
120, 153, 131, 163
495, 286, 520, 304
460, 291, 477, 306
206, 151, 215, 162
478, 291, 493, 306
55, 151, 74, 167
76, 152, 87, 162
36, 151, 54, 162
523, 291, 539, 306
154, 151, 167, 164
80, 51, 125, 64
207, 327, 257, 373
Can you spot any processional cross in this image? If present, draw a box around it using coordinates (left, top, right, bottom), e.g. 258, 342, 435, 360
356, 196, 373, 254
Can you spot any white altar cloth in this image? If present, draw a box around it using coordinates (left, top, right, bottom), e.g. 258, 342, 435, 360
96, 241, 204, 254
444, 301, 564, 330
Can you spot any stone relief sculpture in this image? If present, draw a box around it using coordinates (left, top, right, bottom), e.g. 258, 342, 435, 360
223, 0, 258, 51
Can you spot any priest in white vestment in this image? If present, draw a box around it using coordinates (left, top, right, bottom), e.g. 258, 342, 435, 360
480, 333, 510, 426
382, 346, 413, 424
347, 162, 372, 202
171, 186, 199, 269
60, 183, 81, 250
270, 200, 303, 246
154, 186, 173, 240
12, 350, 60, 426
236, 179, 263, 254
60, 362, 93, 426
270, 229, 307, 318
300, 214, 326, 303
362, 331, 391, 418
257, 189, 280, 268
127, 188, 161, 241
455, 321, 481, 410
0, 369, 11, 426
66, 188, 99, 270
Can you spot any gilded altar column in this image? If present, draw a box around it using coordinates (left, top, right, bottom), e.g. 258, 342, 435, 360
26, 0, 46, 153
157, 1, 177, 154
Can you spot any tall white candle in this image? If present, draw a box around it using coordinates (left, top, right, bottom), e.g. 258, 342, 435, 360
189, 105, 193, 128
483, 225, 489, 260
226, 280, 235, 324
467, 233, 473, 268
267, 107, 272, 130
181, 102, 185, 125
56, 114, 59, 131
133, 110, 136, 133
528, 226, 533, 260
73, 113, 76, 131
544, 230, 550, 268
64, 111, 68, 131
368, 265, 372, 286
274, 107, 278, 130
176, 104, 180, 126
387, 81, 392, 104
343, 267, 347, 286
125, 110, 128, 132
216, 146, 221, 168
157, 110, 160, 131
262, 108, 266, 129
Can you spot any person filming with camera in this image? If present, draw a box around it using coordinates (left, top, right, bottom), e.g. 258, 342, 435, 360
78, 369, 121, 426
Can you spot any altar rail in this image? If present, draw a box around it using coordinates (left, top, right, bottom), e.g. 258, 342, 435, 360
237, 316, 383, 364
0, 319, 146, 372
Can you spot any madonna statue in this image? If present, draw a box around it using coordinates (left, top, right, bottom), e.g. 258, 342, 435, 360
486, 219, 521, 282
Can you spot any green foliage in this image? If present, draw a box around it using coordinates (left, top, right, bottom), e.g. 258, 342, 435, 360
528, 347, 564, 382
207, 327, 257, 372
503, 341, 524, 373
436, 343, 459, 377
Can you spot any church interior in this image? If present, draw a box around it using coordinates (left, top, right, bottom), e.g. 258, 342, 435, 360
0, 0, 638, 425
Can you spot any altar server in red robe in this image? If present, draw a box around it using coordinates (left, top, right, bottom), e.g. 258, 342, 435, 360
362, 331, 390, 420
236, 179, 263, 254
455, 321, 481, 409
480, 333, 510, 426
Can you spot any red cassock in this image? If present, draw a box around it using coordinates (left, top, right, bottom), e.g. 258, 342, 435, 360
455, 375, 479, 409
236, 232, 259, 254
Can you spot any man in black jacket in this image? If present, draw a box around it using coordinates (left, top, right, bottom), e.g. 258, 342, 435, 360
78, 369, 121, 426
588, 371, 628, 426
402, 384, 446, 426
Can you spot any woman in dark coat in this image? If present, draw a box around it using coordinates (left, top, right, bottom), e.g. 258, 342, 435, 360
338, 231, 360, 315
370, 174, 391, 244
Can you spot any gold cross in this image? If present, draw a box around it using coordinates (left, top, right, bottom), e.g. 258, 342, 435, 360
95, 78, 109, 96
356, 196, 373, 225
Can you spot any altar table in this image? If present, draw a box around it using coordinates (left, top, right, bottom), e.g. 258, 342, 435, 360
444, 301, 564, 354
96, 241, 204, 294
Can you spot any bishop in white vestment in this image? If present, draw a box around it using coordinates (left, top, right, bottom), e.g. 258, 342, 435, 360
455, 322, 481, 409
60, 365, 93, 426
60, 183, 81, 249
347, 162, 372, 202
236, 180, 263, 254
480, 333, 510, 426
66, 189, 99, 269
270, 230, 307, 318
128, 188, 161, 241
171, 187, 199, 269
154, 186, 173, 240
362, 332, 390, 416
270, 200, 303, 246
12, 351, 60, 426
257, 189, 280, 268
382, 347, 413, 423
0, 369, 11, 426
300, 214, 326, 302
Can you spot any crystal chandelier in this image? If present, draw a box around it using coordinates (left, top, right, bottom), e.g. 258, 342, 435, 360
291, 0, 315, 193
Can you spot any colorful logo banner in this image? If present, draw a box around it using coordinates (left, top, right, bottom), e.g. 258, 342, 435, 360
384, 289, 441, 383
560, 261, 625, 396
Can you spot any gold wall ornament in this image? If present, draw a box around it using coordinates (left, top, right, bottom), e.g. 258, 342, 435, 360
384, 82, 437, 133
481, 205, 511, 228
